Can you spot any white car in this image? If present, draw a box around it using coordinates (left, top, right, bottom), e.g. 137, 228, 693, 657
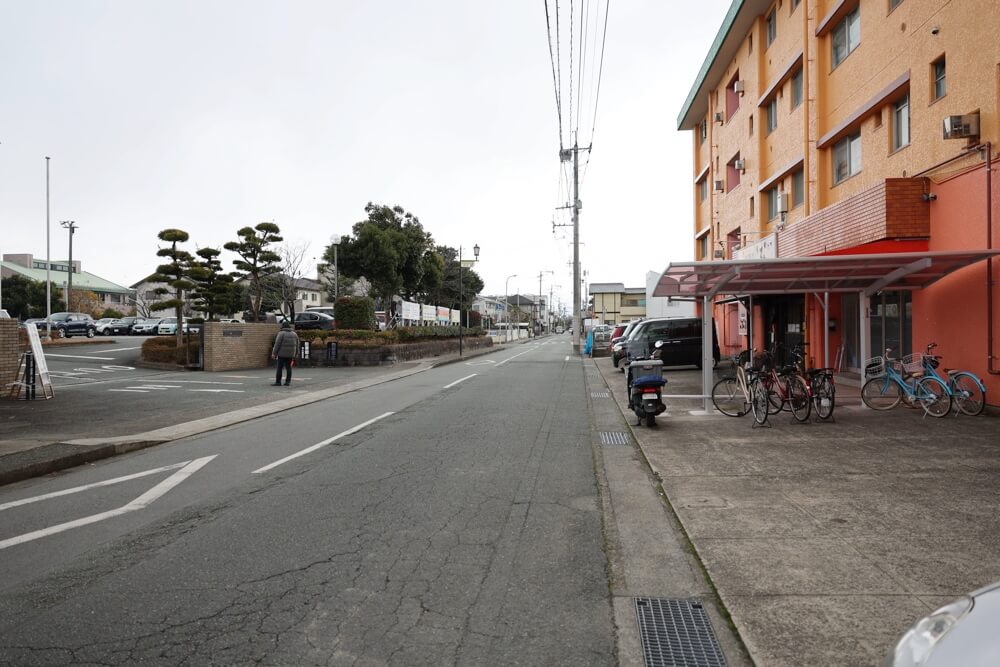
157, 317, 179, 335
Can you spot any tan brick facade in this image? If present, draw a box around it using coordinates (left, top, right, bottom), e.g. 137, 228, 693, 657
0, 320, 22, 395
201, 322, 279, 372
777, 178, 930, 257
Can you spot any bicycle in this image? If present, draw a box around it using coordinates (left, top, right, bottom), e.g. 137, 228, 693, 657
788, 345, 836, 420
920, 343, 987, 416
861, 349, 952, 417
712, 350, 770, 425
758, 349, 811, 422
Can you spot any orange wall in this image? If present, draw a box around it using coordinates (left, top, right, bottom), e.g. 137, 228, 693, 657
915, 156, 1000, 403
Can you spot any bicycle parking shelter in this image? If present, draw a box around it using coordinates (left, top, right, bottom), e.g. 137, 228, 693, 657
651, 249, 1000, 412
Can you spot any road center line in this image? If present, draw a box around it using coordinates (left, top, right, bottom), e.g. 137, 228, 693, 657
443, 374, 477, 389
253, 412, 394, 474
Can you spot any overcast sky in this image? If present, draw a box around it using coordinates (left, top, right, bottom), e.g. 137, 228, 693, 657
1, 0, 730, 313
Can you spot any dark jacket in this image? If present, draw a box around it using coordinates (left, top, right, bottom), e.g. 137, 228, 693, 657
272, 329, 300, 359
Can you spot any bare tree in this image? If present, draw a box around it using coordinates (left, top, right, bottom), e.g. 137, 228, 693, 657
272, 241, 311, 323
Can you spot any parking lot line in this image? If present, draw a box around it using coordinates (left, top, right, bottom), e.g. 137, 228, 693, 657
45, 353, 117, 361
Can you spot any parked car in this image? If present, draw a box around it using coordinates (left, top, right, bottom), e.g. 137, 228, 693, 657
95, 318, 130, 336
157, 317, 187, 335
624, 316, 719, 369
48, 312, 97, 338
555, 326, 565, 334
132, 318, 162, 335
24, 317, 46, 330
612, 319, 644, 368
883, 579, 1000, 666
116, 316, 141, 333
293, 311, 335, 331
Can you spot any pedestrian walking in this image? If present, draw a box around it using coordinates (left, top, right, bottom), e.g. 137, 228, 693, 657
271, 321, 300, 386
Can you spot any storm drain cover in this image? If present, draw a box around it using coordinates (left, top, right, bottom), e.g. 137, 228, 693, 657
634, 597, 728, 667
591, 391, 610, 398
599, 431, 631, 446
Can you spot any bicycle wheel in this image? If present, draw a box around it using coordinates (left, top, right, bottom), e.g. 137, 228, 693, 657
950, 373, 985, 416
712, 377, 749, 417
861, 377, 902, 410
787, 375, 812, 422
751, 378, 769, 425
917, 376, 952, 418
765, 376, 783, 414
812, 376, 836, 420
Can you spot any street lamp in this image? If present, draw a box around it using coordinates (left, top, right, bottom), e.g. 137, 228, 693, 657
505, 273, 517, 343
60, 221, 78, 311
329, 234, 341, 300
458, 243, 480, 357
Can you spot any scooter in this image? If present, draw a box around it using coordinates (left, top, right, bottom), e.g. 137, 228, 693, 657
627, 341, 667, 426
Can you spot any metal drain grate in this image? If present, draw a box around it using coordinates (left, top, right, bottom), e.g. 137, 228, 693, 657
599, 431, 631, 446
634, 597, 728, 667
591, 391, 610, 398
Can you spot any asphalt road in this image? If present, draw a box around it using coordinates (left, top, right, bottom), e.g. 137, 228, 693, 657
0, 338, 615, 664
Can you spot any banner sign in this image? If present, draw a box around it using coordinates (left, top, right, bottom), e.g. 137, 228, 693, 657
421, 304, 436, 321
401, 300, 420, 321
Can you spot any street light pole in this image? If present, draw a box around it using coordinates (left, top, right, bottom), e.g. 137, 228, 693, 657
458, 243, 480, 357
504, 273, 517, 343
329, 234, 341, 300
45, 157, 52, 339
60, 220, 77, 311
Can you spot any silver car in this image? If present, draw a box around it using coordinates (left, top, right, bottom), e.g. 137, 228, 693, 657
883, 580, 1000, 666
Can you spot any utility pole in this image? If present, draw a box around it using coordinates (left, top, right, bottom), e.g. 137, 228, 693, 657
45, 157, 52, 339
536, 270, 553, 334
60, 220, 78, 311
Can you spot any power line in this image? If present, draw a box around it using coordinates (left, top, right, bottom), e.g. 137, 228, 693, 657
543, 0, 564, 150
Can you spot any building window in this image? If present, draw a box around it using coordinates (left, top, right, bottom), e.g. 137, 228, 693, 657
698, 235, 708, 260
699, 120, 707, 144
698, 178, 708, 202
766, 188, 780, 220
932, 56, 946, 100
889, 0, 903, 9
766, 9, 777, 46
311, 293, 317, 301
833, 132, 862, 184
892, 94, 910, 151
791, 69, 803, 109
727, 153, 742, 192
749, 115, 754, 136
791, 0, 801, 11
766, 98, 778, 134
749, 196, 755, 217
831, 8, 860, 68
726, 71, 741, 121
792, 169, 805, 207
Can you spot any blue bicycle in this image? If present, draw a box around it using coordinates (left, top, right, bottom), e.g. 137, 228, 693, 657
921, 343, 987, 416
861, 350, 952, 418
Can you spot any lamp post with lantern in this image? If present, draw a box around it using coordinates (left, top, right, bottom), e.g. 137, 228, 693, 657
458, 243, 480, 357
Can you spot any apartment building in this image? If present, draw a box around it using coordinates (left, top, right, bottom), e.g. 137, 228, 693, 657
674, 0, 999, 399
589, 283, 647, 324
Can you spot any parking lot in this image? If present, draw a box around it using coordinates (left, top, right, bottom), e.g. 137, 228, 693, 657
594, 356, 1000, 666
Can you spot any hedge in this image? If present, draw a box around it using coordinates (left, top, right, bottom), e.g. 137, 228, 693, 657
293, 326, 485, 346
141, 336, 201, 364
335, 296, 376, 330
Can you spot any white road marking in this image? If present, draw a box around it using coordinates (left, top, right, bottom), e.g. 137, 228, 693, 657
108, 389, 149, 393
465, 360, 495, 366
254, 413, 394, 474
0, 456, 216, 550
565, 356, 570, 361
47, 353, 117, 360
0, 461, 191, 512
161, 380, 243, 385
90, 346, 141, 352
496, 348, 535, 366
190, 389, 245, 393
129, 385, 180, 390
443, 374, 477, 389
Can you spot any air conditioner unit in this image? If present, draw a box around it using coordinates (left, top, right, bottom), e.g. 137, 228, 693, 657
733, 80, 745, 94
734, 158, 746, 173
714, 112, 725, 123
776, 193, 790, 214
943, 112, 980, 139
714, 179, 725, 192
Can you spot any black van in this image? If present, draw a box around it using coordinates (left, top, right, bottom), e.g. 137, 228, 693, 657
625, 316, 720, 369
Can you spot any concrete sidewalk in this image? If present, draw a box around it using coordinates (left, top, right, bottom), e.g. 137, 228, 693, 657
0, 342, 508, 487
592, 356, 1000, 666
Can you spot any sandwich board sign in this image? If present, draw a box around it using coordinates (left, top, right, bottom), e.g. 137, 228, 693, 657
24, 325, 54, 398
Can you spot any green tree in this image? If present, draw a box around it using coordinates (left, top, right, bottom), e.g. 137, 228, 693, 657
0, 275, 64, 319
224, 222, 283, 322
189, 247, 241, 320
149, 228, 195, 349
100, 307, 126, 319
327, 203, 441, 309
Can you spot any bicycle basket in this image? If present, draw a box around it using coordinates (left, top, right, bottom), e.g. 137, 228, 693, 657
901, 353, 925, 374
864, 356, 886, 378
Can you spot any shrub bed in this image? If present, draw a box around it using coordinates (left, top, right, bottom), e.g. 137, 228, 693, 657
141, 336, 201, 365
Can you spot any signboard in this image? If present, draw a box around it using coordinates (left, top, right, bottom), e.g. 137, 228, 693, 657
738, 303, 748, 336
24, 325, 54, 397
436, 306, 450, 324
733, 233, 777, 260
223, 329, 244, 337
421, 304, 436, 322
401, 300, 420, 321
450, 310, 460, 324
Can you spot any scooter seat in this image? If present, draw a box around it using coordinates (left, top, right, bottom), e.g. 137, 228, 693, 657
632, 374, 666, 387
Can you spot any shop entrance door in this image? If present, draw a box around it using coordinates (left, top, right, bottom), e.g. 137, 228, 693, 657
763, 295, 805, 365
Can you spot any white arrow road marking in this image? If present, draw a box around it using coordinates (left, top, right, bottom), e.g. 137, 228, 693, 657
189, 389, 245, 393
496, 348, 536, 366
443, 374, 477, 389
46, 353, 117, 360
0, 456, 216, 550
254, 413, 394, 474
